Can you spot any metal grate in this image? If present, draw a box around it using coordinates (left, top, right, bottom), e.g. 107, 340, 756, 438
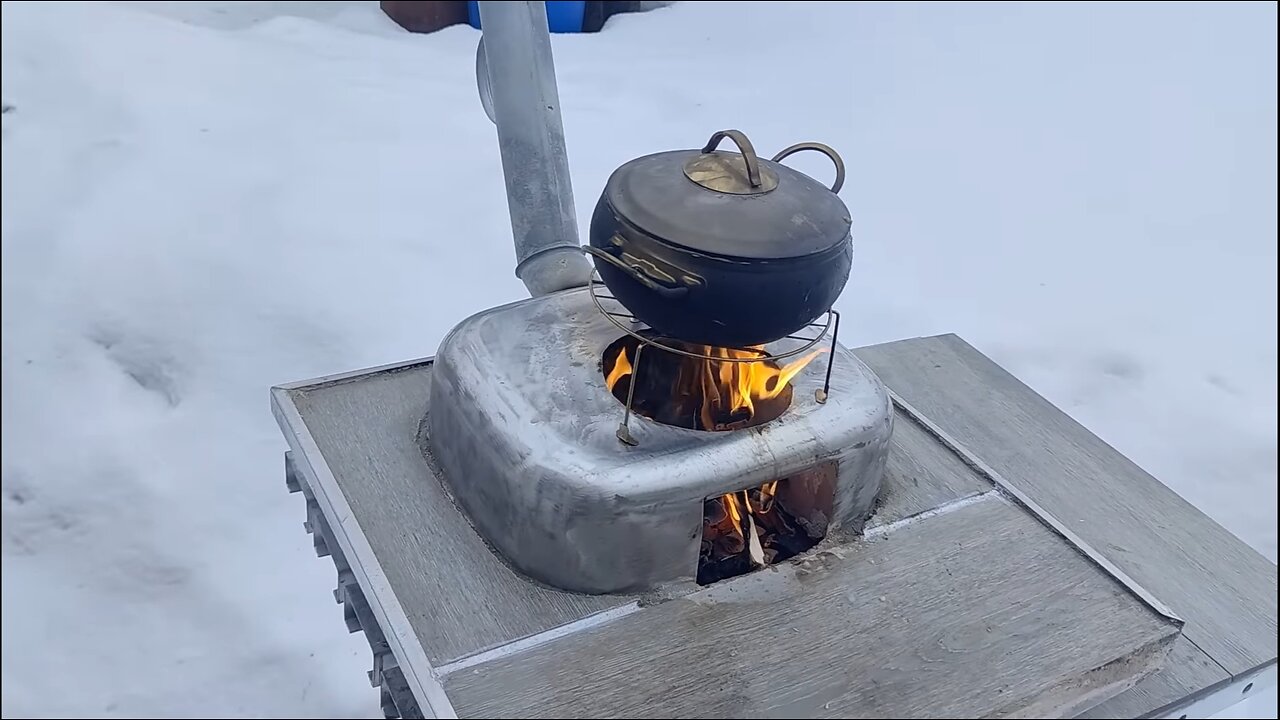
587, 276, 842, 445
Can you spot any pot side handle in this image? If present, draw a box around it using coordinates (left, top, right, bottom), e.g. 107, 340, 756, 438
581, 245, 689, 299
771, 142, 846, 194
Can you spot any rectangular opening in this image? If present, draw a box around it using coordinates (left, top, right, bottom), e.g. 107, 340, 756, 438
696, 462, 837, 585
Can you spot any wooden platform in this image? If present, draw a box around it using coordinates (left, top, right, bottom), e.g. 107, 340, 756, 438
272, 334, 1277, 718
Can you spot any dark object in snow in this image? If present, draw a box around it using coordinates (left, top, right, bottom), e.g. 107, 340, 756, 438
380, 1, 468, 34
383, 1, 664, 36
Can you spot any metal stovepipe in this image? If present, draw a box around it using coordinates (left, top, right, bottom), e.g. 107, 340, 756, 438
476, 1, 593, 297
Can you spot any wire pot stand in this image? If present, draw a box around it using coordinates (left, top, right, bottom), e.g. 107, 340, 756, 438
587, 276, 842, 446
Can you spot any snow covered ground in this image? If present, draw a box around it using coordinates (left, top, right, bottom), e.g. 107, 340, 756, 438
1, 1, 1274, 717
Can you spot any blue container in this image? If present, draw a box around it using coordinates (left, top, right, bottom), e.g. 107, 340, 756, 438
467, 1, 587, 33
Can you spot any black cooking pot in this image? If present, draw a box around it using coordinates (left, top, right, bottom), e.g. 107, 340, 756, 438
586, 129, 852, 348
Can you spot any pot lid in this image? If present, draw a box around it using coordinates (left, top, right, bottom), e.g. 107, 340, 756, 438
603, 130, 852, 260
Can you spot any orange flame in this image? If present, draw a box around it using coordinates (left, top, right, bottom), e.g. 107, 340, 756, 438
605, 344, 824, 426
725, 492, 744, 527
695, 346, 825, 429
717, 488, 769, 567
757, 479, 779, 514
605, 347, 633, 389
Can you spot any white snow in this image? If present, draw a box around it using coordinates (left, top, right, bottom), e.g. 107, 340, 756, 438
1, 1, 1275, 717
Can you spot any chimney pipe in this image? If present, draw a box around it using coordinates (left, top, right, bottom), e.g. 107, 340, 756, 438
476, 1, 593, 297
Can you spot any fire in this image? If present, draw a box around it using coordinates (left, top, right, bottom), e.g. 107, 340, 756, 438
703, 482, 785, 578
696, 468, 834, 585
604, 341, 824, 431
697, 346, 824, 428
605, 347, 633, 389
601, 338, 828, 582
756, 479, 779, 513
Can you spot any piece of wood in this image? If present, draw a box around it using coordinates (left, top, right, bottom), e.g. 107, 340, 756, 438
869, 406, 990, 528
289, 367, 634, 666
853, 334, 1278, 677
443, 495, 1180, 719
1077, 635, 1227, 719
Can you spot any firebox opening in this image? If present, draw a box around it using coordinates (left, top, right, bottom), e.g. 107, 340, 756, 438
697, 463, 837, 586
602, 332, 823, 432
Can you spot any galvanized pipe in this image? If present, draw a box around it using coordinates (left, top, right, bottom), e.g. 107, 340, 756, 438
476, 1, 592, 297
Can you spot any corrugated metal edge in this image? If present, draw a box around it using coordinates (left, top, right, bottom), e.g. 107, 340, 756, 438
1154, 660, 1276, 719
274, 356, 434, 391
272, 375, 457, 720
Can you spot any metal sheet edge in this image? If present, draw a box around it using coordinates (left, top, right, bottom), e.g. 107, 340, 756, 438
271, 383, 457, 719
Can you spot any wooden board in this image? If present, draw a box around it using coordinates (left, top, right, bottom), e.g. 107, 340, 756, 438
288, 366, 634, 666
284, 358, 988, 667
1078, 636, 1228, 719
869, 404, 990, 529
277, 334, 1277, 718
853, 334, 1278, 678
443, 495, 1180, 719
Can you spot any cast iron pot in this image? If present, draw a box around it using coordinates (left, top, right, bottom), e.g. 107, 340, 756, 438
586, 129, 852, 348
